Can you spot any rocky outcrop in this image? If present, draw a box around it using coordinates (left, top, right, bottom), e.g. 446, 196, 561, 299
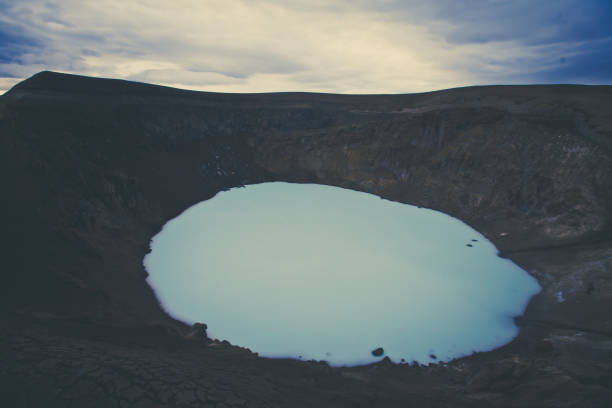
1, 71, 611, 407
184, 322, 210, 342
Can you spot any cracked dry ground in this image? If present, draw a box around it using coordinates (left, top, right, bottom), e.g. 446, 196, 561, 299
1, 314, 463, 408
2, 310, 612, 408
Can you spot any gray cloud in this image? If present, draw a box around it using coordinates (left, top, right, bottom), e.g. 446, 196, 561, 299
1, 0, 610, 95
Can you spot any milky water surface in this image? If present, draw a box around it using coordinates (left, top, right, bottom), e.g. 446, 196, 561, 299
144, 182, 541, 366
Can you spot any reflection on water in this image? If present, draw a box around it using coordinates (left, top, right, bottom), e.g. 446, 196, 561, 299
144, 182, 541, 366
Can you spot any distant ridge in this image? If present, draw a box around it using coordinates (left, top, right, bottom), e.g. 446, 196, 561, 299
7, 71, 207, 97
7, 71, 611, 100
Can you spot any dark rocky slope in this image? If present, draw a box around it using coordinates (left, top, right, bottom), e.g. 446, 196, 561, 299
1, 71, 611, 407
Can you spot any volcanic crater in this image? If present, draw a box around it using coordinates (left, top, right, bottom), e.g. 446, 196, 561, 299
1, 71, 612, 407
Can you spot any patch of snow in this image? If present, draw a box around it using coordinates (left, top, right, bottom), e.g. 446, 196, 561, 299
555, 291, 565, 303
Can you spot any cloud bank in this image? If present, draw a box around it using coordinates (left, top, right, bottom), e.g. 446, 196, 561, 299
1, 0, 611, 94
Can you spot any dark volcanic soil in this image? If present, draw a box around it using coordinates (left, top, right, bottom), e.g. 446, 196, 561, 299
1, 71, 611, 407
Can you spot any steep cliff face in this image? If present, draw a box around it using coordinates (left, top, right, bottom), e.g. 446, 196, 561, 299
1, 72, 611, 407
253, 87, 612, 247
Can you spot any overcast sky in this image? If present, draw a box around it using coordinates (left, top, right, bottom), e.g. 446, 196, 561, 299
1, 0, 611, 94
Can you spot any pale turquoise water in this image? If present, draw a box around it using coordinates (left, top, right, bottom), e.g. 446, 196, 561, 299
144, 182, 541, 366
